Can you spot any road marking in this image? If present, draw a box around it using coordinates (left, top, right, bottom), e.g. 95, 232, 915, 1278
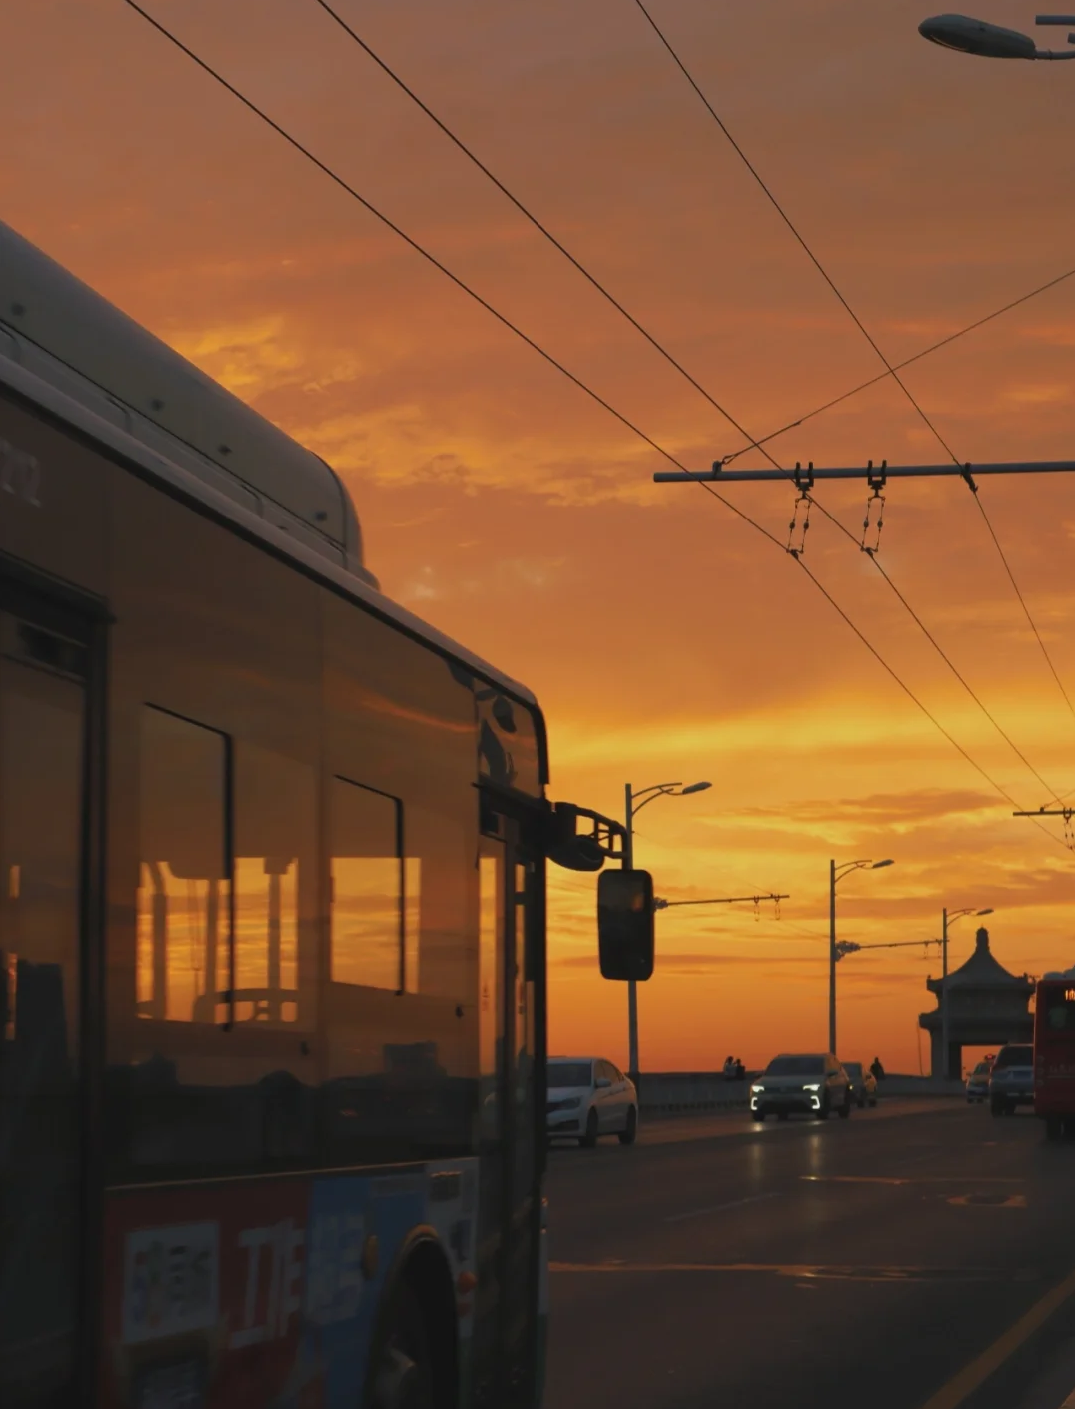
549, 1261, 1024, 1284
801, 1174, 1022, 1186
916, 1264, 1075, 1409
664, 1191, 779, 1223
946, 1192, 1026, 1208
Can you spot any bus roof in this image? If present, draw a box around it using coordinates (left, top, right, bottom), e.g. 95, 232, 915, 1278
0, 220, 541, 726
0, 218, 371, 582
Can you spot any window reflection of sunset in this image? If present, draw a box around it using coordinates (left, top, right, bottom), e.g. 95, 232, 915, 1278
135, 862, 228, 1024
331, 857, 400, 990
234, 857, 297, 1024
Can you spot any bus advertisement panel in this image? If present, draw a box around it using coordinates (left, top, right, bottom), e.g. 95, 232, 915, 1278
1033, 977, 1075, 1138
100, 1162, 477, 1409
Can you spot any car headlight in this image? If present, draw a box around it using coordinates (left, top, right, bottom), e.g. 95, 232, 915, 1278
750, 1084, 765, 1094
803, 1083, 821, 1092
561, 1097, 581, 1110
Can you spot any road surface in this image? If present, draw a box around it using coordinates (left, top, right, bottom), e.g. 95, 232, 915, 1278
545, 1101, 1075, 1409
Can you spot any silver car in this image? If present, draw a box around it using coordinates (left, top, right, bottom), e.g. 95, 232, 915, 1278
989, 1043, 1034, 1115
750, 1053, 852, 1122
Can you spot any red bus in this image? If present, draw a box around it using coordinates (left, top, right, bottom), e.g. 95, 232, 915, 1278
1033, 973, 1075, 1139
0, 219, 638, 1409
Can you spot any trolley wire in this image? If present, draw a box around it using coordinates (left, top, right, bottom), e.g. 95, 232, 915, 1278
633, 0, 1075, 736
122, 0, 1067, 853
311, 0, 750, 448
632, 0, 958, 463
306, 0, 1070, 803
721, 264, 1075, 466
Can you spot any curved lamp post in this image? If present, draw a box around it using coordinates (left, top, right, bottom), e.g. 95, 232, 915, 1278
623, 780, 711, 1082
940, 906, 994, 1078
829, 858, 894, 1055
919, 13, 1075, 59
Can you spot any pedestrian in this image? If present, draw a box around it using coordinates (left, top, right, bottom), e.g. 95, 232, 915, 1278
870, 1055, 885, 1080
734, 1057, 745, 1080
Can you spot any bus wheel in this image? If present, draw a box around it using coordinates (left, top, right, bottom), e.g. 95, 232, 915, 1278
1046, 1117, 1063, 1141
368, 1281, 435, 1409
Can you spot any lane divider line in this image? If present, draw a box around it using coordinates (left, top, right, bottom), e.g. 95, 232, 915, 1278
801, 1174, 1022, 1185
550, 1261, 1026, 1284
664, 1191, 780, 1223
917, 1264, 1075, 1409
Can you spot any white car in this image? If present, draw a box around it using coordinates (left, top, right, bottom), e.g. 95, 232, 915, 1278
546, 1056, 638, 1147
750, 1052, 852, 1121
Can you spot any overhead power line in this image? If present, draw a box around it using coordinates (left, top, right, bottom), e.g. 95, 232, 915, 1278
309, 0, 758, 456
720, 264, 1075, 467
631, 0, 958, 462
308, 0, 1069, 803
122, 0, 1067, 854
633, 0, 1075, 736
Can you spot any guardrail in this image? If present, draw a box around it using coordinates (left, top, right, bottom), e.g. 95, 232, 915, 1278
637, 1073, 757, 1115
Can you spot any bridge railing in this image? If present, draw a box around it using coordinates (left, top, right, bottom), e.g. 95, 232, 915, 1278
636, 1071, 964, 1116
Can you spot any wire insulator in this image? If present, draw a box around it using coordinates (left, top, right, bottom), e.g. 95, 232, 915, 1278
787, 493, 812, 558
861, 490, 886, 556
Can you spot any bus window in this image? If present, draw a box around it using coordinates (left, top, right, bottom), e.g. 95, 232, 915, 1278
0, 646, 86, 1407
330, 777, 404, 992
1048, 1003, 1073, 1030
234, 742, 316, 1027
137, 706, 229, 1024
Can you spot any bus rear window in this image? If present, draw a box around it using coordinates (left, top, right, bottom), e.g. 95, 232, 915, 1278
993, 1045, 1032, 1067
1045, 1001, 1075, 1033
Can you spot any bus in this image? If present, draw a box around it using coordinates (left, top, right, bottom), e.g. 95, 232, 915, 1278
1033, 972, 1075, 1139
0, 219, 642, 1409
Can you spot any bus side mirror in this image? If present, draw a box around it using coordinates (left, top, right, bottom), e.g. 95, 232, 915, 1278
598, 870, 655, 981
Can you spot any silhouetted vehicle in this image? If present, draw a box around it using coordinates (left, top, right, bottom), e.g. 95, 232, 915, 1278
989, 1043, 1034, 1115
750, 1054, 852, 1122
843, 1061, 878, 1108
966, 1059, 993, 1104
0, 219, 635, 1409
546, 1057, 638, 1147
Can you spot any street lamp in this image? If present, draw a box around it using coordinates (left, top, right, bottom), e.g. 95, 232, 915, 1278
918, 13, 1075, 59
829, 858, 894, 1056
940, 906, 994, 1079
623, 779, 711, 1083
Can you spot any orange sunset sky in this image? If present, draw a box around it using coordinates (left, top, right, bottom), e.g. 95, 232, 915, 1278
6, 0, 1075, 1073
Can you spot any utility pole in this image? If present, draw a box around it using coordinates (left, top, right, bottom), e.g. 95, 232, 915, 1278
621, 777, 711, 1087
936, 905, 993, 1078
623, 783, 637, 1081
942, 907, 949, 1080
829, 858, 894, 1057
829, 859, 837, 1055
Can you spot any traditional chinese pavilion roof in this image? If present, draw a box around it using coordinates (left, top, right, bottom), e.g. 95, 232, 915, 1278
926, 927, 1033, 996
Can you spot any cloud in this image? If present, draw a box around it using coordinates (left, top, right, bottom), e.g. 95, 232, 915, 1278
11, 0, 1075, 1073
